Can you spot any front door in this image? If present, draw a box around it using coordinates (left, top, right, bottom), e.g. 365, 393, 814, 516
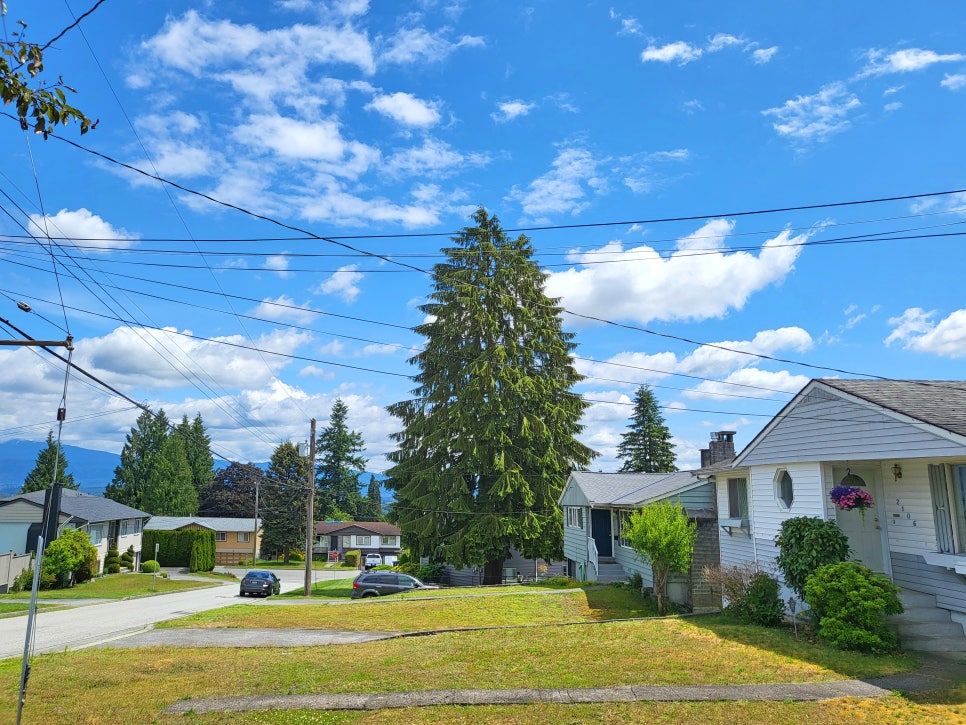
591, 509, 612, 557
832, 466, 885, 572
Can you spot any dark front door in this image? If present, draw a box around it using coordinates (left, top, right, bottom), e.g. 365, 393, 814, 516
591, 509, 612, 557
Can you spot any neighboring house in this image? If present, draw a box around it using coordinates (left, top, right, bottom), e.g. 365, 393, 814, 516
440, 549, 567, 587
145, 516, 261, 565
731, 379, 966, 651
559, 433, 735, 611
313, 521, 402, 565
0, 489, 149, 573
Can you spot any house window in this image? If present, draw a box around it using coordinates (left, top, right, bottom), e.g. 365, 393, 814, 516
215, 532, 227, 542
617, 510, 632, 547
88, 526, 102, 545
238, 532, 251, 543
357, 535, 372, 546
565, 507, 584, 529
775, 469, 794, 509
728, 478, 749, 519
120, 521, 129, 537
382, 536, 398, 547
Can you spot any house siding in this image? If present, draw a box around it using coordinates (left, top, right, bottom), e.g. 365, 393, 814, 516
749, 462, 825, 544
716, 475, 755, 568
892, 551, 966, 615
740, 392, 965, 467
562, 506, 588, 564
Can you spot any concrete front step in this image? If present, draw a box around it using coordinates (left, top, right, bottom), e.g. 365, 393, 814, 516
899, 590, 942, 608
894, 588, 966, 652
892, 606, 959, 623
894, 621, 966, 638
897, 635, 966, 653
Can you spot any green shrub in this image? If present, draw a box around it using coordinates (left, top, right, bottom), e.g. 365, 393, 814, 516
805, 561, 903, 654
393, 561, 419, 575
344, 550, 361, 568
143, 529, 215, 567
416, 562, 445, 583
628, 572, 644, 590
120, 546, 135, 571
542, 576, 576, 587
141, 559, 160, 573
105, 545, 121, 574
42, 529, 98, 588
775, 517, 850, 599
12, 567, 34, 592
740, 572, 785, 627
189, 535, 215, 572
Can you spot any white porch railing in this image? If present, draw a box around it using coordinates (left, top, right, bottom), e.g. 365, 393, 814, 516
587, 537, 599, 579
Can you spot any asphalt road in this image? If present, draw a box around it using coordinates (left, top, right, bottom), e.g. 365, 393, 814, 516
0, 566, 358, 660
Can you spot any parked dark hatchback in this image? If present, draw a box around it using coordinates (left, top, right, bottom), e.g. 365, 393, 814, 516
351, 571, 438, 598
240, 570, 281, 597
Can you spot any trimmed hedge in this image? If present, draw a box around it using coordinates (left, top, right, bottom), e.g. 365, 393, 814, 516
143, 529, 216, 570
141, 559, 160, 573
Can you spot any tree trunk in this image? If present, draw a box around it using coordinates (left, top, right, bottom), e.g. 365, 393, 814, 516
654, 564, 668, 616
482, 556, 506, 585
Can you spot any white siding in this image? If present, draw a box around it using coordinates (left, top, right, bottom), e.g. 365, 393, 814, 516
741, 392, 965, 466
716, 475, 755, 568
882, 460, 939, 555
559, 481, 590, 507
0, 500, 43, 524
562, 506, 588, 564
749, 462, 825, 544
0, 523, 30, 554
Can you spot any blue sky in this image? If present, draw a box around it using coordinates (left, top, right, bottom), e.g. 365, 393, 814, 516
1, 0, 965, 472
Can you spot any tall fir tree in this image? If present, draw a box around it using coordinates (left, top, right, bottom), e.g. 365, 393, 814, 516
362, 475, 383, 520
105, 409, 170, 509
386, 208, 595, 584
142, 433, 198, 515
616, 385, 676, 473
315, 399, 367, 521
260, 441, 307, 563
175, 414, 215, 498
20, 430, 77, 493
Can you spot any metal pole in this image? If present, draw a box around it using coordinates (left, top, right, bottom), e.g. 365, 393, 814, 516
153, 542, 159, 591
304, 418, 316, 596
17, 536, 44, 725
251, 477, 260, 566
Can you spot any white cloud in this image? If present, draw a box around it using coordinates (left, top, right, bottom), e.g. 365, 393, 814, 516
707, 34, 742, 53
366, 92, 441, 127
359, 343, 400, 356
676, 328, 814, 378
642, 41, 702, 65
941, 73, 966, 90
508, 146, 603, 219
751, 46, 778, 64
885, 308, 966, 358
252, 295, 317, 324
685, 368, 809, 400
379, 27, 484, 65
762, 82, 861, 143
315, 264, 364, 303
683, 99, 704, 114
884, 101, 903, 112
265, 254, 293, 278
298, 364, 335, 379
547, 221, 807, 325
28, 209, 138, 250
382, 138, 490, 178
491, 99, 536, 123
859, 48, 966, 78
318, 339, 346, 356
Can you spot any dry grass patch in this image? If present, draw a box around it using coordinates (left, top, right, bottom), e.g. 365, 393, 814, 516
161, 587, 655, 631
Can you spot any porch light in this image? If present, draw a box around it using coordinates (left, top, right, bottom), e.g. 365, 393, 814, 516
891, 463, 902, 481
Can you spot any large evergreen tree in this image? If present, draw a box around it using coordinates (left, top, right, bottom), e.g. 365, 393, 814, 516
361, 474, 383, 520
386, 208, 595, 584
21, 430, 77, 493
616, 385, 676, 473
199, 462, 260, 518
260, 442, 307, 563
141, 433, 198, 515
175, 414, 215, 499
315, 399, 367, 521
105, 409, 170, 509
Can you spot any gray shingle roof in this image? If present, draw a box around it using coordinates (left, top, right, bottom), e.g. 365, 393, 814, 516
819, 379, 966, 438
314, 521, 401, 537
0, 489, 149, 523
145, 516, 259, 533
566, 471, 699, 507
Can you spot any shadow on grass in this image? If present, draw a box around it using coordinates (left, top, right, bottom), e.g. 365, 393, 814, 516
687, 612, 919, 680
581, 584, 659, 620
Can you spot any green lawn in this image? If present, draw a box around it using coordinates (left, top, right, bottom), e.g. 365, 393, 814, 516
0, 585, 957, 724
0, 573, 218, 600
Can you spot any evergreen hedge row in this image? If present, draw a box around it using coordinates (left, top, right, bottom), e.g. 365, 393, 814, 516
142, 529, 216, 570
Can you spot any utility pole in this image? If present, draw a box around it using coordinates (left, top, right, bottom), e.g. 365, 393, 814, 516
251, 475, 260, 566
303, 418, 316, 596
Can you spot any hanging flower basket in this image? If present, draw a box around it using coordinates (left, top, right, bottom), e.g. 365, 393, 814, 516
829, 485, 874, 513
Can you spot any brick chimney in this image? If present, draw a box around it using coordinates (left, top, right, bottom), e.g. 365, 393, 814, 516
700, 431, 736, 467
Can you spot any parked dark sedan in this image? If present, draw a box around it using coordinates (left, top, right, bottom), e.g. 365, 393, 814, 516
351, 571, 438, 598
239, 570, 281, 597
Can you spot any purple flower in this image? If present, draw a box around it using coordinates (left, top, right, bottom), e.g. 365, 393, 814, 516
829, 485, 873, 510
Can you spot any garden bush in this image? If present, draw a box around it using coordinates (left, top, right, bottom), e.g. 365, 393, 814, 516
141, 559, 160, 573
74, 547, 98, 583
12, 567, 34, 592
741, 572, 786, 627
105, 545, 121, 574
416, 562, 445, 583
805, 561, 903, 654
120, 545, 135, 571
288, 550, 305, 562
393, 561, 419, 576
343, 550, 361, 568
143, 529, 216, 567
189, 535, 215, 572
703, 562, 761, 613
774, 516, 850, 599
42, 529, 99, 588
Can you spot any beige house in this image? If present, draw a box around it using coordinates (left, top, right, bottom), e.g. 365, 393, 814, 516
145, 516, 262, 565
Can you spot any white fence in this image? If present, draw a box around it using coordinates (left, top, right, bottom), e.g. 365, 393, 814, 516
0, 551, 33, 593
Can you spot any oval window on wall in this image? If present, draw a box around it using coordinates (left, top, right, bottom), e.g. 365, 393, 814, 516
775, 469, 794, 509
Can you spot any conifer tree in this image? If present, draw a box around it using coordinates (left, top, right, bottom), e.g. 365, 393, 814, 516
363, 475, 383, 520
260, 442, 306, 563
616, 385, 676, 473
386, 208, 595, 584
21, 430, 77, 493
315, 399, 367, 521
141, 433, 198, 515
175, 414, 214, 498
105, 409, 169, 508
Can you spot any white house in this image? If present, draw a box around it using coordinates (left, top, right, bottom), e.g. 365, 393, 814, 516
0, 489, 150, 573
730, 379, 966, 651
